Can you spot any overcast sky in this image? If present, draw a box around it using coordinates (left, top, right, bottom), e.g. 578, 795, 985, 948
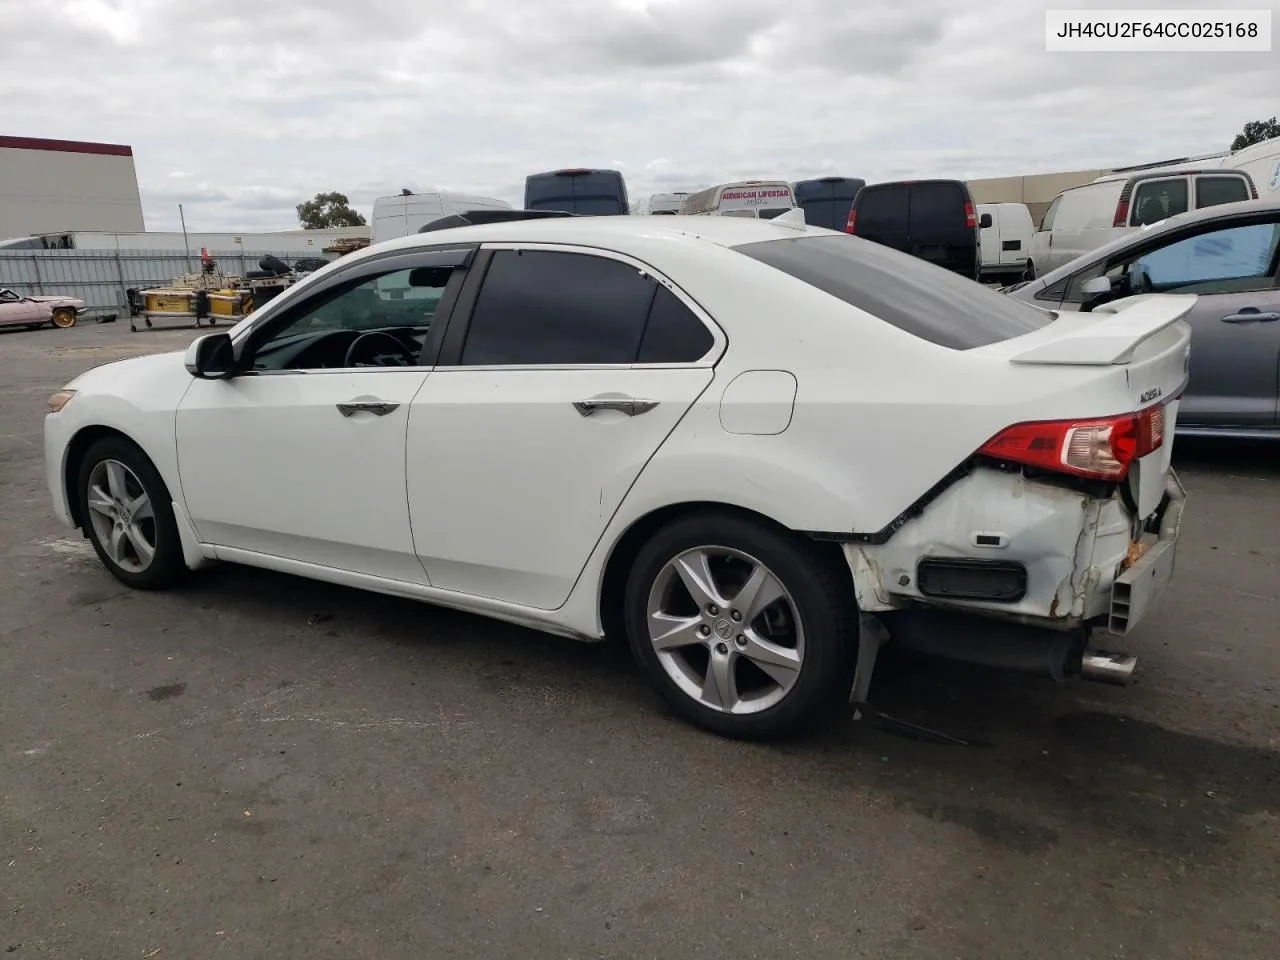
3, 0, 1277, 231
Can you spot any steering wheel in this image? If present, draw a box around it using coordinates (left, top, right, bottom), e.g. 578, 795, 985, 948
344, 331, 417, 368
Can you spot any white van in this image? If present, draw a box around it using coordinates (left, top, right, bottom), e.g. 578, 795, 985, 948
678, 181, 796, 219
976, 203, 1035, 284
371, 189, 511, 244
1027, 151, 1270, 276
1223, 135, 1280, 199
630, 192, 693, 215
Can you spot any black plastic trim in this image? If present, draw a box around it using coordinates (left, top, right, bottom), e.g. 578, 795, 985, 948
916, 557, 1028, 603
434, 249, 494, 366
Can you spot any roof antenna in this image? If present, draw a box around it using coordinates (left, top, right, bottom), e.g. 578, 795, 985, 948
772, 207, 808, 231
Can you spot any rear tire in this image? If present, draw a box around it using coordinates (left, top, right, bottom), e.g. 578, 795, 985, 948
77, 436, 187, 590
1022, 261, 1036, 282
624, 512, 857, 740
51, 307, 77, 328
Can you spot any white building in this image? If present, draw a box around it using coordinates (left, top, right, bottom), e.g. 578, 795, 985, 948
0, 135, 146, 239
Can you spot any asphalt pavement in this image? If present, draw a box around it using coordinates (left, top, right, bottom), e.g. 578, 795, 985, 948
1, 320, 1277, 959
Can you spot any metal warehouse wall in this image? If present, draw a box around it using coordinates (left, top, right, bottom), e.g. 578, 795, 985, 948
0, 248, 321, 316
966, 168, 1107, 226
0, 136, 146, 239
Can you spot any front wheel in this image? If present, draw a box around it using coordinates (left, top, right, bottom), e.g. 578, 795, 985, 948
624, 513, 857, 740
51, 307, 77, 328
77, 436, 187, 589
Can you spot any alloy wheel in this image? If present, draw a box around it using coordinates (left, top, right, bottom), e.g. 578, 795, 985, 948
85, 459, 158, 573
646, 545, 805, 715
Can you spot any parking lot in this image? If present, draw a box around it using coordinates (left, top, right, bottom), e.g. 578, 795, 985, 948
1, 320, 1278, 959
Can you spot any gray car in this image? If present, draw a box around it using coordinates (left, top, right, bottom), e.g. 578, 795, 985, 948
1007, 196, 1280, 439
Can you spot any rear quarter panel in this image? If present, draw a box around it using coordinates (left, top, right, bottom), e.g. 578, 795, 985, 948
593, 241, 1157, 538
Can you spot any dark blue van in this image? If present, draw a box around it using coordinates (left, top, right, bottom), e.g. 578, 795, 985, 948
524, 169, 629, 215
792, 176, 866, 230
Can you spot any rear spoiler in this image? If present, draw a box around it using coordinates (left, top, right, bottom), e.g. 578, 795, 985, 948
1009, 295, 1197, 366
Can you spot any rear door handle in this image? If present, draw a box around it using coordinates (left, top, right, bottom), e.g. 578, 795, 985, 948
572, 397, 659, 417
336, 400, 400, 417
1222, 309, 1280, 323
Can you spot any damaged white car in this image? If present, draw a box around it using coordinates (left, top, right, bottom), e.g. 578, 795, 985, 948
44, 211, 1191, 739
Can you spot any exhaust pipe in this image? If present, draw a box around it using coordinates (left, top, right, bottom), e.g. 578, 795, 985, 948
1081, 650, 1137, 686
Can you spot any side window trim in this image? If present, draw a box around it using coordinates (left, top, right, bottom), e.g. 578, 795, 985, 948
433, 241, 727, 370
233, 245, 477, 373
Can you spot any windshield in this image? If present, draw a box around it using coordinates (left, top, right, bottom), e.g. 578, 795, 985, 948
734, 234, 1055, 349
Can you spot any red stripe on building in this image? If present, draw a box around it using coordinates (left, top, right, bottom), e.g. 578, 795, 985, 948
0, 135, 133, 157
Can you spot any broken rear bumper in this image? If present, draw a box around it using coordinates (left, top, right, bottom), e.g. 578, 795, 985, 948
840, 466, 1185, 679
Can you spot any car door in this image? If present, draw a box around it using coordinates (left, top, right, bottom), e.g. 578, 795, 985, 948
1102, 215, 1280, 428
405, 244, 722, 610
175, 246, 475, 581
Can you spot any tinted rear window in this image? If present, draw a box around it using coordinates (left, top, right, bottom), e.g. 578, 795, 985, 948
733, 235, 1054, 350
525, 173, 626, 214
793, 178, 865, 203
1196, 176, 1251, 208
910, 182, 968, 231
854, 187, 908, 232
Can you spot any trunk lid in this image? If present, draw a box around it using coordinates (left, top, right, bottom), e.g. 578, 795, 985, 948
994, 294, 1195, 518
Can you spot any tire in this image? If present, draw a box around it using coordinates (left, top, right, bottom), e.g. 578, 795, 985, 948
1022, 261, 1036, 282
76, 436, 187, 590
51, 307, 77, 328
624, 512, 857, 740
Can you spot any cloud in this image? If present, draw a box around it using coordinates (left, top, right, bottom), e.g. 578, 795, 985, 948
1, 0, 1275, 231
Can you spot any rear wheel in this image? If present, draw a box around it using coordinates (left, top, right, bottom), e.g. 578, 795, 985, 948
51, 307, 77, 328
1022, 261, 1036, 282
77, 436, 187, 589
624, 512, 857, 740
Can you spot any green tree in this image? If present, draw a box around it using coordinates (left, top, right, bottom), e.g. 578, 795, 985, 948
296, 191, 367, 229
1230, 117, 1279, 151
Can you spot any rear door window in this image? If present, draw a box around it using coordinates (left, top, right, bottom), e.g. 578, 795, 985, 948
734, 235, 1053, 349
1195, 176, 1251, 209
909, 182, 967, 233
1130, 179, 1188, 226
855, 188, 908, 232
460, 250, 656, 365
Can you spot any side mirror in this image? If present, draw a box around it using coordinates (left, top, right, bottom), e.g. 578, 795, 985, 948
184, 332, 236, 379
979, 213, 993, 229
1081, 276, 1112, 297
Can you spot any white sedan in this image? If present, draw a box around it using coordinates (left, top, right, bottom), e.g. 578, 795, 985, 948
45, 212, 1193, 739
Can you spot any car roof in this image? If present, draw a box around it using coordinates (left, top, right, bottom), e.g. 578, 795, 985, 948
1035, 195, 1280, 285
347, 214, 832, 262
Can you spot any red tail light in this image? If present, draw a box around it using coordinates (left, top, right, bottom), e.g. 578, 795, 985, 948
978, 405, 1165, 481
1112, 199, 1129, 227
845, 208, 857, 233
964, 202, 976, 229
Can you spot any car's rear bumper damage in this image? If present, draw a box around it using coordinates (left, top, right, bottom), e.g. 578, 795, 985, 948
840, 465, 1185, 684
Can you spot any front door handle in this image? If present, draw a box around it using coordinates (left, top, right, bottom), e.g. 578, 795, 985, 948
1222, 308, 1280, 324
336, 400, 400, 417
572, 397, 659, 417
